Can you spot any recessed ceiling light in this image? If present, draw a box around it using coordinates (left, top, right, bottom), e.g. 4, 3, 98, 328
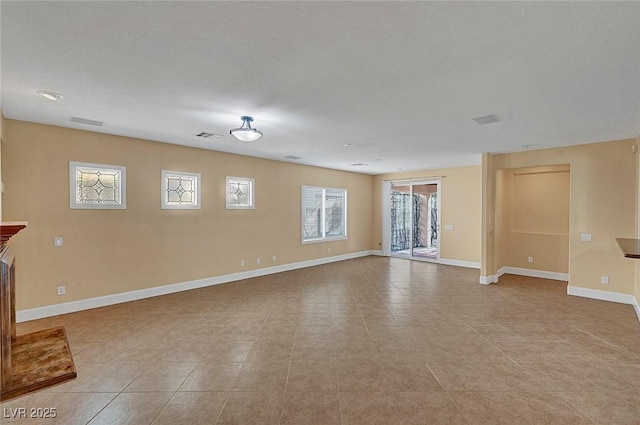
472, 114, 500, 126
36, 90, 64, 101
343, 144, 351, 147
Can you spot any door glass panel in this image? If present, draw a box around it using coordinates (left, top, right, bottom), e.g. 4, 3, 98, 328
390, 185, 411, 255
412, 184, 438, 259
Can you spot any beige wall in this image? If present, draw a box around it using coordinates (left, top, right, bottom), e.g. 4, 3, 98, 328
485, 139, 637, 295
496, 165, 570, 273
372, 165, 482, 263
481, 153, 495, 278
0, 109, 3, 221
636, 135, 640, 304
2, 119, 374, 310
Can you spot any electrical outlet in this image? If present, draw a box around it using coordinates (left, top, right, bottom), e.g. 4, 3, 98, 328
272, 256, 277, 263
57, 286, 66, 296
328, 248, 332, 254
580, 233, 592, 242
601, 276, 609, 285
240, 260, 245, 267
527, 256, 533, 263
444, 224, 454, 231
54, 237, 63, 247
256, 257, 261, 265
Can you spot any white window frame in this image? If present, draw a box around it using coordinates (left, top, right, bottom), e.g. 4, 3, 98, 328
301, 185, 348, 244
69, 161, 126, 209
161, 170, 201, 210
226, 176, 255, 209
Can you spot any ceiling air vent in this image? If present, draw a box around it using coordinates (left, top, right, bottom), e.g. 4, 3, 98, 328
521, 144, 542, 150
350, 163, 368, 167
284, 155, 301, 160
194, 132, 223, 139
70, 116, 103, 126
472, 114, 500, 126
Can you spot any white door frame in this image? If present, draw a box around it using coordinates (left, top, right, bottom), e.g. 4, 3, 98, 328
381, 181, 392, 256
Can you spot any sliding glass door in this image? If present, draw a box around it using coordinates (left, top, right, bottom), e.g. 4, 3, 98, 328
389, 180, 440, 261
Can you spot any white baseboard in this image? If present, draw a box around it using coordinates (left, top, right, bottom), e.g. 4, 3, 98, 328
372, 250, 480, 269
438, 258, 481, 269
480, 266, 567, 285
479, 274, 498, 285
498, 266, 568, 282
567, 285, 636, 305
17, 250, 375, 323
633, 296, 640, 323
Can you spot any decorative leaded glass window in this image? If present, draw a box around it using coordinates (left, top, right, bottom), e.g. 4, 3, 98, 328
301, 185, 347, 243
226, 176, 255, 209
69, 161, 126, 209
161, 170, 201, 209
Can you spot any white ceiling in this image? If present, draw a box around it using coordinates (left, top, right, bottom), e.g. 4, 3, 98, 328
1, 1, 639, 175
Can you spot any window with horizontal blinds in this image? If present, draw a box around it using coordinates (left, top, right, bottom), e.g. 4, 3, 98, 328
302, 186, 347, 243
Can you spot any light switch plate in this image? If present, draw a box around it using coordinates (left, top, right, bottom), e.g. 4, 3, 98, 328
580, 233, 592, 242
54, 237, 64, 247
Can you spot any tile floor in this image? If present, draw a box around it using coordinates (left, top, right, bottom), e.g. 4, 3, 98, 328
2, 256, 640, 424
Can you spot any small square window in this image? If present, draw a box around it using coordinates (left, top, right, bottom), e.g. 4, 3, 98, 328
70, 161, 126, 209
226, 177, 255, 209
161, 170, 201, 209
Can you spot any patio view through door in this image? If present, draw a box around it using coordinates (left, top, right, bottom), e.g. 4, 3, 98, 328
390, 180, 440, 261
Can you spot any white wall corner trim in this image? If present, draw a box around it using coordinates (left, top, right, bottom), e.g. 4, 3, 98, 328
438, 258, 481, 269
17, 250, 376, 323
498, 266, 568, 282
479, 274, 498, 285
567, 285, 636, 306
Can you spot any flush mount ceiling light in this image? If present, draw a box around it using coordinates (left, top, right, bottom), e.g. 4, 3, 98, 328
230, 116, 263, 142
36, 90, 64, 101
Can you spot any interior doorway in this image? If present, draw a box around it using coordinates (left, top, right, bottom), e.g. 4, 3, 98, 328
388, 180, 441, 261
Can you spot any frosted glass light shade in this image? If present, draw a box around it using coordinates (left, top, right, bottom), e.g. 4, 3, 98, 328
230, 116, 263, 142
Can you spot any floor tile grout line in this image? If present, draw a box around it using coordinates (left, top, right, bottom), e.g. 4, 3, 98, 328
82, 391, 126, 425
212, 391, 231, 425
276, 305, 300, 425
145, 390, 175, 425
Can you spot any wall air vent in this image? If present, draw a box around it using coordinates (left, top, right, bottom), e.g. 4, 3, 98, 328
70, 116, 104, 126
472, 114, 500, 126
194, 132, 223, 139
